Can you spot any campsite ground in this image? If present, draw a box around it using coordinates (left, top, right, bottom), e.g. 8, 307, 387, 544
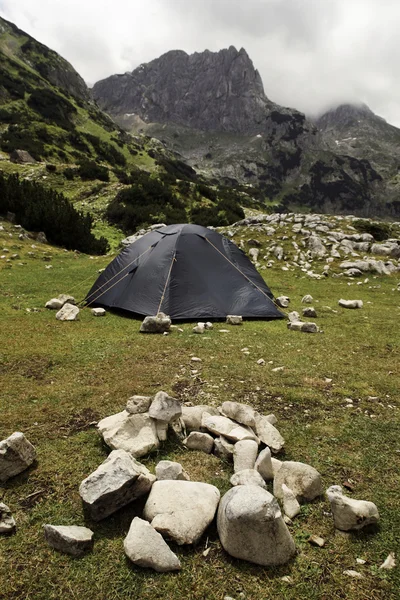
0, 220, 399, 600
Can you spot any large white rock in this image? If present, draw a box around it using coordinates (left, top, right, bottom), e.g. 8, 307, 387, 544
287, 321, 319, 334
233, 440, 258, 473
140, 313, 171, 333
230, 469, 266, 488
45, 298, 64, 310
55, 303, 79, 321
79, 449, 156, 521
213, 436, 234, 460
181, 405, 219, 432
143, 480, 220, 545
124, 517, 181, 572
149, 391, 182, 423
184, 432, 214, 454
97, 410, 159, 458
0, 503, 16, 533
326, 485, 380, 531
221, 401, 256, 428
155, 460, 190, 481
274, 461, 323, 503
43, 525, 94, 556
255, 447, 273, 481
91, 307, 106, 317
217, 486, 296, 566
202, 414, 259, 443
254, 414, 284, 453
226, 315, 243, 325
0, 432, 36, 483
338, 299, 363, 309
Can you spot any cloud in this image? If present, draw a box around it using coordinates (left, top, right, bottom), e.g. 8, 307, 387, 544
1, 0, 400, 125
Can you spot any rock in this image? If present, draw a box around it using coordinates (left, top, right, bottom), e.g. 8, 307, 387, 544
288, 311, 301, 323
308, 534, 325, 548
301, 295, 314, 304
213, 436, 235, 460
308, 235, 326, 257
43, 525, 94, 556
302, 307, 317, 318
233, 440, 258, 472
143, 480, 220, 545
343, 570, 364, 579
217, 486, 296, 566
202, 414, 259, 443
97, 411, 159, 458
271, 457, 283, 476
45, 298, 64, 310
124, 517, 181, 572
249, 248, 259, 262
288, 321, 319, 333
57, 294, 76, 305
155, 460, 190, 481
281, 484, 301, 519
274, 461, 323, 503
56, 303, 79, 321
193, 323, 205, 334
257, 358, 266, 366
0, 503, 16, 534
181, 405, 219, 432
255, 447, 273, 480
380, 552, 396, 570
184, 432, 214, 454
155, 421, 168, 442
126, 395, 152, 414
338, 299, 363, 309
149, 391, 182, 423
91, 307, 106, 316
10, 149, 36, 164
276, 296, 290, 308
140, 313, 171, 333
36, 231, 47, 244
204, 321, 213, 330
345, 268, 363, 278
0, 432, 36, 483
79, 449, 155, 521
220, 401, 256, 428
226, 315, 243, 325
230, 469, 266, 488
254, 414, 284, 453
326, 485, 379, 531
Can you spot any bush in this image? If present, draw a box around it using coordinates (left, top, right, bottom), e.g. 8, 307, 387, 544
0, 172, 108, 254
78, 160, 109, 182
45, 164, 57, 173
353, 219, 391, 241
0, 125, 46, 160
83, 133, 127, 167
63, 167, 78, 180
27, 88, 77, 130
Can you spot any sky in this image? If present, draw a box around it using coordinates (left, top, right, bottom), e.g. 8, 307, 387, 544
1, 0, 400, 125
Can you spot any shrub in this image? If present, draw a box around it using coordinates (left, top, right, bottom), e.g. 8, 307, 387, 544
78, 160, 109, 182
45, 164, 57, 173
353, 219, 391, 241
83, 133, 126, 167
27, 88, 77, 130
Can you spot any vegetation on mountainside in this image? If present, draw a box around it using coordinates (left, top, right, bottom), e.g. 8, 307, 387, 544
0, 172, 108, 254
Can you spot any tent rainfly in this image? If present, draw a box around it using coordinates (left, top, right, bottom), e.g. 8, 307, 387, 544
85, 224, 284, 320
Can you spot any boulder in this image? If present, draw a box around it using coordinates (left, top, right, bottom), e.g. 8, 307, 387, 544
217, 486, 296, 566
181, 405, 219, 432
149, 391, 182, 423
338, 299, 363, 309
274, 461, 323, 503
288, 311, 301, 323
226, 315, 243, 325
10, 149, 36, 164
45, 298, 64, 310
97, 411, 159, 458
281, 484, 301, 519
155, 460, 190, 481
193, 323, 205, 334
202, 414, 259, 443
326, 485, 379, 531
220, 401, 256, 428
140, 313, 171, 333
91, 307, 106, 317
302, 307, 317, 318
184, 432, 214, 454
43, 525, 94, 556
0, 503, 16, 534
143, 480, 220, 545
255, 447, 273, 481
126, 395, 152, 415
124, 517, 181, 572
230, 469, 266, 488
233, 440, 258, 473
56, 303, 79, 321
0, 432, 36, 483
254, 414, 284, 453
57, 294, 76, 305
79, 449, 155, 521
213, 436, 234, 460
276, 296, 290, 308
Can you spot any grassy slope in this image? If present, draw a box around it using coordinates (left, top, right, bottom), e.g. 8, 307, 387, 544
0, 218, 399, 600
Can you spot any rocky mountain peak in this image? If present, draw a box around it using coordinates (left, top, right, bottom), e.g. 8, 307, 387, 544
315, 103, 382, 131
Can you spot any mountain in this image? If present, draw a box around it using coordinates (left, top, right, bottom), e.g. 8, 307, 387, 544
93, 47, 395, 217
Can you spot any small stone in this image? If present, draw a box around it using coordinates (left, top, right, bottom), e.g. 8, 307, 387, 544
230, 469, 266, 488
343, 570, 364, 579
308, 534, 325, 548
205, 322, 213, 330
287, 311, 300, 322
140, 313, 171, 333
281, 576, 294, 584
302, 307, 317, 318
276, 296, 290, 308
124, 517, 181, 572
274, 461, 322, 503
45, 298, 64, 310
156, 460, 190, 481
233, 440, 259, 472
356, 558, 366, 565
56, 303, 79, 321
338, 299, 363, 309
302, 295, 314, 304
272, 366, 285, 372
126, 395, 152, 415
0, 432, 36, 483
43, 525, 94, 557
380, 552, 396, 570
226, 315, 243, 325
255, 447, 273, 480
0, 503, 16, 534
257, 358, 266, 366
193, 323, 205, 334
326, 485, 379, 531
281, 484, 301, 519
288, 321, 319, 333
184, 431, 214, 454
191, 357, 202, 363
149, 391, 182, 423
91, 307, 106, 317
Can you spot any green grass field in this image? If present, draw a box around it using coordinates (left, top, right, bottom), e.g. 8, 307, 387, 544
1, 220, 399, 600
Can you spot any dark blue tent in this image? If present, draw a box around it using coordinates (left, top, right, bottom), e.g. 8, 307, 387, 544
86, 224, 283, 320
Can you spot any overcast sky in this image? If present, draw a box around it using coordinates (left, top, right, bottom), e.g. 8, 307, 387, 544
1, 0, 400, 125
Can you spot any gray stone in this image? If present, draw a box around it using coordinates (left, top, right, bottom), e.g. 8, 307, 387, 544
91, 307, 106, 316
326, 485, 380, 531
193, 323, 205, 334
255, 447, 273, 480
143, 480, 220, 545
56, 303, 79, 321
57, 294, 76, 305
124, 517, 181, 572
301, 295, 314, 304
230, 469, 266, 488
233, 440, 258, 472
0, 432, 36, 483
213, 436, 235, 460
149, 391, 182, 423
271, 457, 283, 476
202, 414, 259, 443
217, 486, 296, 566
184, 431, 214, 454
221, 401, 256, 428
97, 411, 159, 458
288, 311, 301, 323
338, 299, 363, 309
254, 414, 284, 453
155, 460, 190, 481
281, 484, 301, 519
302, 307, 317, 318
0, 503, 16, 534
181, 405, 219, 432
345, 268, 363, 278
288, 321, 319, 333
274, 461, 323, 503
43, 525, 94, 556
45, 298, 64, 310
140, 313, 171, 333
276, 296, 290, 308
126, 395, 152, 415
79, 449, 155, 521
226, 315, 243, 325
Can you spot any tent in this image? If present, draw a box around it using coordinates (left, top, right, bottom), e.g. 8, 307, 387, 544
85, 224, 283, 320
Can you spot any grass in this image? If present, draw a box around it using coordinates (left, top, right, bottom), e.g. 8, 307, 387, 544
0, 218, 399, 600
